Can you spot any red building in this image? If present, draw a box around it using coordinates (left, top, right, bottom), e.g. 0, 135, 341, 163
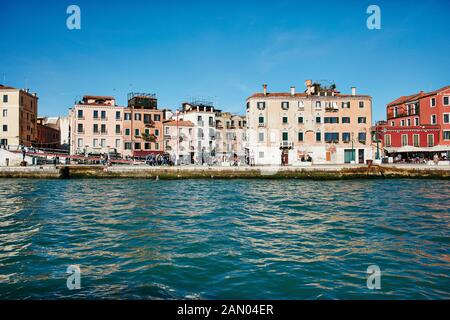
374, 85, 450, 160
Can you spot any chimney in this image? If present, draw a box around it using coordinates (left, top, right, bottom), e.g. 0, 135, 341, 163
351, 87, 356, 96
290, 86, 296, 96
263, 84, 267, 96
305, 80, 313, 95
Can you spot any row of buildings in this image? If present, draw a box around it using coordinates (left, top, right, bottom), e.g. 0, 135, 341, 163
1, 81, 449, 165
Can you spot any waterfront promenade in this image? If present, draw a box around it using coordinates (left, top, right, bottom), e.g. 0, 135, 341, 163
0, 164, 449, 179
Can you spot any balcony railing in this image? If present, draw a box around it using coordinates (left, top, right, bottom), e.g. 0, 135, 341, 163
280, 141, 294, 149
258, 123, 265, 128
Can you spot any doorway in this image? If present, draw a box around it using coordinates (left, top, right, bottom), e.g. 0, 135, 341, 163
281, 150, 289, 166
358, 149, 365, 164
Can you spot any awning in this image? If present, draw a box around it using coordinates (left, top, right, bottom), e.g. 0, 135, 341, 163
133, 150, 164, 157
385, 145, 450, 153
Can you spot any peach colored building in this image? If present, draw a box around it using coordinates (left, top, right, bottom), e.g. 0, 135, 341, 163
122, 93, 164, 158
163, 119, 194, 164
0, 85, 38, 147
246, 81, 374, 165
69, 96, 124, 155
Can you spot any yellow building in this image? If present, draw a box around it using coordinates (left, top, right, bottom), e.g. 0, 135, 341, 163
0, 85, 38, 147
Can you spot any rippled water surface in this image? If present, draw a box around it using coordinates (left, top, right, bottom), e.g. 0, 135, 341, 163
0, 179, 449, 299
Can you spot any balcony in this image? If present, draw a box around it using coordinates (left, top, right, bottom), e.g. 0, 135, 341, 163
280, 141, 294, 149
258, 123, 265, 128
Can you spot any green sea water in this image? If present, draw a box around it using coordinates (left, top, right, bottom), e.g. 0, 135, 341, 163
0, 179, 449, 299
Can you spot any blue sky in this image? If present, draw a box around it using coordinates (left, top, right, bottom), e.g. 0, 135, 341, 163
0, 0, 449, 121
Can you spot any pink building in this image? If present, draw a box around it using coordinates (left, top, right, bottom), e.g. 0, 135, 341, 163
69, 96, 124, 156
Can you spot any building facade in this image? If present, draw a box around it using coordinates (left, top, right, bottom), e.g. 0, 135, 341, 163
69, 96, 124, 156
246, 81, 373, 165
36, 117, 61, 149
179, 101, 217, 164
122, 93, 164, 158
0, 85, 38, 147
163, 119, 194, 164
374, 85, 450, 157
215, 111, 247, 162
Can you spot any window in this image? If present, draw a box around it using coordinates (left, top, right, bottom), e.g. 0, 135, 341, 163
427, 134, 434, 147
258, 115, 264, 124
316, 116, 321, 124
2, 125, 7, 132
258, 132, 264, 142
135, 129, 140, 136
135, 113, 141, 121
324, 117, 339, 124
155, 129, 159, 136
282, 132, 288, 141
93, 110, 99, 119
413, 134, 419, 147
444, 131, 450, 140
393, 107, 398, 117
101, 110, 106, 119
431, 97, 436, 107
134, 142, 141, 150
316, 131, 321, 142
401, 134, 408, 146
2, 95, 8, 103
155, 142, 159, 150
124, 142, 132, 150
282, 116, 288, 124
93, 124, 99, 133
100, 139, 106, 147
124, 113, 131, 120
315, 101, 321, 109
77, 138, 83, 147
259, 151, 264, 158
145, 128, 150, 135
431, 114, 437, 124
342, 132, 350, 142
2, 109, 7, 117
325, 132, 339, 142
77, 110, 83, 119
298, 101, 304, 109
341, 101, 350, 108
385, 134, 391, 147
93, 139, 98, 147
115, 125, 121, 134
101, 124, 106, 133
116, 139, 120, 148
359, 101, 364, 108
358, 132, 367, 144
145, 143, 151, 150
144, 114, 152, 124
77, 124, 83, 133
298, 132, 304, 142
444, 114, 450, 124
209, 117, 214, 126
257, 102, 265, 110
116, 111, 121, 120
443, 96, 449, 106
358, 117, 367, 124
298, 116, 303, 124
281, 101, 289, 110
125, 128, 130, 136
401, 120, 405, 126
414, 118, 419, 126
342, 117, 350, 124
154, 114, 161, 121
407, 119, 411, 126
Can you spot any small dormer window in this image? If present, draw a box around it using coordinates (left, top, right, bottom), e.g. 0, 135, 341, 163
281, 101, 289, 110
